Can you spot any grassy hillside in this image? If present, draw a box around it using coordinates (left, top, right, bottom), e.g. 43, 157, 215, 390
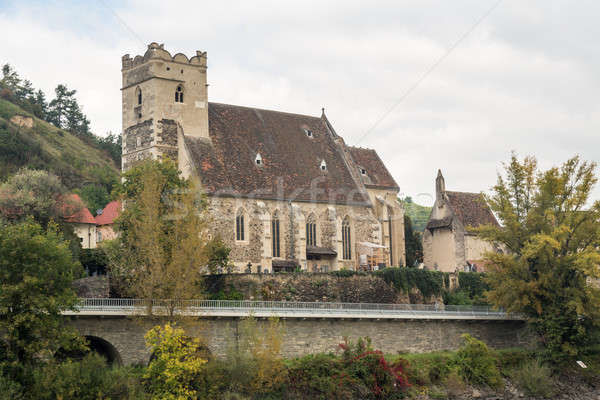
401, 197, 432, 232
0, 98, 119, 191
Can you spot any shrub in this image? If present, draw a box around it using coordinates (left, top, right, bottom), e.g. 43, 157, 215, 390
286, 353, 353, 400
452, 334, 502, 388
402, 351, 453, 386
442, 370, 466, 398
0, 372, 23, 400
375, 267, 447, 299
30, 354, 145, 400
338, 337, 410, 399
510, 359, 554, 397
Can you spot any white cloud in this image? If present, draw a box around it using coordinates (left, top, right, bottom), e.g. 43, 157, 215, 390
1, 0, 599, 203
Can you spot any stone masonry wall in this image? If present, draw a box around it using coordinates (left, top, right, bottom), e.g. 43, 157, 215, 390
70, 316, 531, 366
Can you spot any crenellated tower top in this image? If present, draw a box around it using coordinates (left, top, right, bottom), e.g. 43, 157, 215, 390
122, 42, 207, 71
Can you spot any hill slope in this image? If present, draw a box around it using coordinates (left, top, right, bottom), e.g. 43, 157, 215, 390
0, 98, 119, 191
401, 198, 432, 232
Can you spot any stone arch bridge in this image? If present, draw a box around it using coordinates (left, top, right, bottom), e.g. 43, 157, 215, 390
66, 299, 529, 366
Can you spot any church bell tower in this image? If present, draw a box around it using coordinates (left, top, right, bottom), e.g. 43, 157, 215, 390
121, 42, 208, 172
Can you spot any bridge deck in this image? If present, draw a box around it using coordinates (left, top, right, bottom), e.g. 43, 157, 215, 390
65, 299, 523, 320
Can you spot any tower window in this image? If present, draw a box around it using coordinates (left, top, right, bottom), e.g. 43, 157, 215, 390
255, 153, 263, 166
136, 87, 142, 105
175, 85, 184, 103
320, 160, 327, 171
303, 128, 313, 138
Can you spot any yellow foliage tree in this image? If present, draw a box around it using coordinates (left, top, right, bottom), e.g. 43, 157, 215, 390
144, 323, 207, 400
478, 154, 600, 362
107, 159, 210, 316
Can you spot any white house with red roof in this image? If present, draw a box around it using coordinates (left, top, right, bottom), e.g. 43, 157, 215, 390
62, 194, 97, 249
94, 201, 121, 243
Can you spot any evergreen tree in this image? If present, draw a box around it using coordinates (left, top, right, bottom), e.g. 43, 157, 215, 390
47, 84, 77, 130
32, 89, 48, 119
0, 63, 21, 91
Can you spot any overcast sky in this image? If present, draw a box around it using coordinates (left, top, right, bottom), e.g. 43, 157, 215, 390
1, 0, 599, 205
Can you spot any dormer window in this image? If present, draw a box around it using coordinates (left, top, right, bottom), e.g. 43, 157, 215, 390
303, 128, 313, 138
320, 160, 327, 171
175, 85, 184, 103
255, 153, 263, 166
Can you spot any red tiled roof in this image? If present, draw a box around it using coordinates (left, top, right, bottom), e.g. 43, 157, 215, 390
346, 146, 399, 190
445, 191, 499, 229
62, 194, 96, 224
184, 103, 371, 205
95, 201, 121, 226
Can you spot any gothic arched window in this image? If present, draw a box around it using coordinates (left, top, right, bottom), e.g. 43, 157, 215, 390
342, 217, 351, 260
175, 85, 184, 103
272, 211, 280, 258
306, 213, 317, 247
235, 209, 246, 241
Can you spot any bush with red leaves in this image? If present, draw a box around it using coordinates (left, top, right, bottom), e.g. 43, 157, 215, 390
338, 337, 410, 399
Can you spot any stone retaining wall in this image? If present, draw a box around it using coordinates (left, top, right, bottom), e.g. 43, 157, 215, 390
70, 316, 531, 366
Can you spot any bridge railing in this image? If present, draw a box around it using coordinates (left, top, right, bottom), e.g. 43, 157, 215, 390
75, 298, 514, 318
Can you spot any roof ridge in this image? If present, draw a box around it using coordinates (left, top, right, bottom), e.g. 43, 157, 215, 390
208, 102, 322, 120
445, 190, 483, 196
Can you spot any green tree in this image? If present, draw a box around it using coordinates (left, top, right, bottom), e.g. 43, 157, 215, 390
0, 169, 83, 257
75, 183, 110, 215
404, 214, 423, 267
0, 169, 68, 226
0, 64, 21, 92
0, 219, 84, 375
478, 154, 600, 362
204, 236, 231, 273
47, 84, 82, 131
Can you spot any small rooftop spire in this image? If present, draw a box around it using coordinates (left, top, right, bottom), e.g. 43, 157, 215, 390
436, 169, 446, 204
321, 107, 325, 117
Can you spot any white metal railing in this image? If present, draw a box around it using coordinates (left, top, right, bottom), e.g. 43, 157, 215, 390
73, 298, 519, 319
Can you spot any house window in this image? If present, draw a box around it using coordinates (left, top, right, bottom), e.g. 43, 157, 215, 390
97, 230, 102, 243
320, 160, 327, 171
342, 217, 351, 260
255, 153, 263, 166
303, 128, 313, 138
236, 211, 245, 241
272, 214, 280, 258
306, 214, 317, 247
175, 85, 184, 103
360, 168, 367, 175
136, 87, 142, 105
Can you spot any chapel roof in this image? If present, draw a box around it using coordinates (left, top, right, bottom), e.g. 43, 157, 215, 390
184, 102, 375, 205
444, 191, 499, 229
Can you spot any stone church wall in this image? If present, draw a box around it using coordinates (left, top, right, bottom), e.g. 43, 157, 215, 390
206, 197, 381, 272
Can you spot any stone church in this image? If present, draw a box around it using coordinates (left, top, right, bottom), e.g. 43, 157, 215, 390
423, 170, 499, 272
121, 43, 405, 273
